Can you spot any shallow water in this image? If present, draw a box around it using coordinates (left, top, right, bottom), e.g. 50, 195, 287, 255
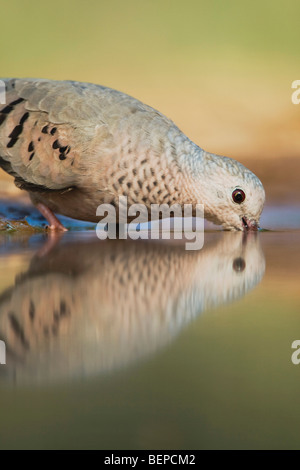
0, 205, 299, 449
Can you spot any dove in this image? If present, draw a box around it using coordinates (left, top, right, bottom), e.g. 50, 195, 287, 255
0, 233, 265, 383
0, 78, 265, 231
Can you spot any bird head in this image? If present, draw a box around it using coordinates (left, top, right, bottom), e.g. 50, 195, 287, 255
199, 154, 265, 231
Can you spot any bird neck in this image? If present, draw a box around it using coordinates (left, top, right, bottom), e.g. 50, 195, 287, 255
169, 130, 212, 211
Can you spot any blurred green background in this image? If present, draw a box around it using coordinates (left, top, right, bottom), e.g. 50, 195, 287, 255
0, 0, 300, 201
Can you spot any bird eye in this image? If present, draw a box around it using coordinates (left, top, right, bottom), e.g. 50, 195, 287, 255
232, 189, 245, 204
232, 257, 246, 272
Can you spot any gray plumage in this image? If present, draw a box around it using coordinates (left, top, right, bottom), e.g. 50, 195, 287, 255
0, 78, 265, 230
0, 233, 265, 383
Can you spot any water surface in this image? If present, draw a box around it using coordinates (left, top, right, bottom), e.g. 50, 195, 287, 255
0, 205, 299, 449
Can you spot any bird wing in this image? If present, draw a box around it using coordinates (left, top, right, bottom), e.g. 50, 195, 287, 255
0, 79, 116, 191
0, 78, 176, 193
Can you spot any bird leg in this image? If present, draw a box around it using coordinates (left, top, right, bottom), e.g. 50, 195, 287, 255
37, 231, 65, 258
36, 203, 68, 231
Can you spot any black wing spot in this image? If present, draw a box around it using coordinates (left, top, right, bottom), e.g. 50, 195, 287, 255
19, 112, 29, 125
1, 105, 13, 114
0, 115, 6, 126
6, 113, 29, 148
9, 98, 24, 107
118, 176, 125, 184
50, 127, 57, 135
59, 154, 67, 161
7, 125, 23, 148
42, 125, 49, 134
8, 312, 29, 350
28, 141, 34, 152
52, 140, 60, 149
0, 98, 25, 127
60, 300, 68, 317
29, 152, 35, 161
59, 146, 68, 154
8, 125, 22, 140
29, 301, 35, 320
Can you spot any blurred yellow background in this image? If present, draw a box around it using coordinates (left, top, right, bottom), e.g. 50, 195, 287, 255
0, 0, 299, 201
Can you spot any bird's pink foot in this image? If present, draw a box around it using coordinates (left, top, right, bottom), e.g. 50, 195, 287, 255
36, 203, 68, 231
37, 231, 64, 258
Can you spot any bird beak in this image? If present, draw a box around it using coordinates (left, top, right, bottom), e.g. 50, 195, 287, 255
241, 217, 259, 231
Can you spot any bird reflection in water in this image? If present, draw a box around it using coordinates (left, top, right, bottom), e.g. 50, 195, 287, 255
0, 233, 265, 383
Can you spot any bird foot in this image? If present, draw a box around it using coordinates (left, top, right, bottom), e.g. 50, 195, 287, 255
37, 231, 64, 257
36, 203, 68, 232
47, 224, 68, 232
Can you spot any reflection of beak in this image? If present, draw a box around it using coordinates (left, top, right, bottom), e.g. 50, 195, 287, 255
242, 217, 259, 231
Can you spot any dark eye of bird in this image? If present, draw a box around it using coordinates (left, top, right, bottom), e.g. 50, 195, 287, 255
232, 189, 245, 204
232, 257, 246, 272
